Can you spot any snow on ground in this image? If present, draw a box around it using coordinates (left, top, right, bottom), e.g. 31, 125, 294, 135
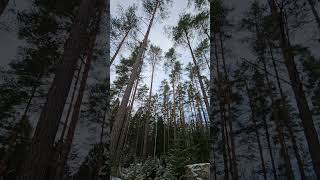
185, 163, 209, 180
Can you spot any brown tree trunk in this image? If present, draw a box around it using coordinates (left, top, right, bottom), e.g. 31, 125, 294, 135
60, 61, 84, 142
110, 30, 131, 65
185, 30, 209, 114
143, 64, 155, 158
17, 0, 102, 179
111, 0, 160, 166
268, 1, 320, 178
172, 80, 177, 142
118, 79, 139, 162
54, 42, 95, 180
47, 62, 83, 180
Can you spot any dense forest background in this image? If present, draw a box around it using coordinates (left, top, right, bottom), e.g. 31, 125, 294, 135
0, 0, 319, 179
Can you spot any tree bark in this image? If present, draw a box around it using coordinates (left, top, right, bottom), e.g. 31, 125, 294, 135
268, 1, 320, 178
17, 0, 101, 179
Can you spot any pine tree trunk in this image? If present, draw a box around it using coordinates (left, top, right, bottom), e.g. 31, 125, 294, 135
118, 79, 139, 162
212, 27, 229, 180
153, 116, 158, 159
209, 1, 216, 178
111, 29, 131, 65
0, 0, 9, 16
98, 0, 110, 178
17, 0, 101, 179
59, 60, 84, 142
245, 82, 268, 180
269, 45, 305, 180
54, 41, 95, 180
262, 52, 294, 180
219, 31, 239, 180
0, 78, 40, 176
143, 64, 155, 158
256, 20, 279, 179
111, 0, 159, 166
172, 80, 177, 142
47, 62, 82, 179
185, 30, 209, 114
268, 1, 320, 178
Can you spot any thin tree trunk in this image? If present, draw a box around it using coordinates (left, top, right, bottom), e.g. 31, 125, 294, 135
172, 80, 177, 142
17, 0, 101, 179
213, 29, 229, 180
245, 82, 268, 180
153, 116, 158, 159
111, 30, 131, 65
118, 78, 139, 162
0, 0, 9, 16
194, 78, 209, 129
185, 30, 209, 114
47, 62, 83, 180
219, 31, 239, 180
268, 1, 320, 178
269, 45, 305, 180
59, 60, 84, 142
261, 50, 294, 180
0, 78, 40, 176
54, 43, 95, 180
254, 15, 280, 179
111, 0, 160, 165
143, 64, 155, 158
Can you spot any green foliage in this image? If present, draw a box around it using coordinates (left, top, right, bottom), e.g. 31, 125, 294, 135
122, 158, 174, 180
167, 140, 205, 179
